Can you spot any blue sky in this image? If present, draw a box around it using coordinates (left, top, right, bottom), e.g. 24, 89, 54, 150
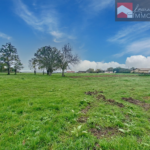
1, 0, 150, 71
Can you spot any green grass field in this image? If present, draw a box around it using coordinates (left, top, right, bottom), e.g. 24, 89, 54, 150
0, 73, 150, 150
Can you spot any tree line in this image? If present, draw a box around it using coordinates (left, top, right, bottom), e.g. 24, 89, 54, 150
85, 67, 132, 73
0, 43, 79, 76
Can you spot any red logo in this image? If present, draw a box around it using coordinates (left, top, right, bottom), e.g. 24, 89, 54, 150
117, 3, 133, 18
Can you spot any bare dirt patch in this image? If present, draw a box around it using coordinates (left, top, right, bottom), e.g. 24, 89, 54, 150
107, 99, 125, 108
130, 88, 135, 91
78, 91, 102, 123
77, 116, 88, 123
144, 96, 150, 100
70, 75, 139, 78
122, 97, 150, 110
85, 91, 103, 96
96, 94, 106, 100
96, 95, 124, 108
81, 106, 91, 114
122, 97, 141, 105
79, 91, 125, 124
90, 127, 119, 139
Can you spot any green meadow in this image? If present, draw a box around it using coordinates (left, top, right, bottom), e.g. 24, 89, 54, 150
0, 73, 150, 150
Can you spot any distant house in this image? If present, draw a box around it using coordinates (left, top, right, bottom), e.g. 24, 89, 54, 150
131, 68, 150, 74
66, 71, 75, 73
104, 71, 114, 73
77, 71, 87, 73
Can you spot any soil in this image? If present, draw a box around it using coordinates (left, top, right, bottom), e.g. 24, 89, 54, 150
77, 116, 88, 123
122, 97, 141, 104
96, 94, 106, 100
107, 99, 125, 108
85, 91, 103, 96
81, 106, 91, 114
130, 88, 135, 91
70, 75, 139, 78
122, 97, 150, 110
90, 127, 119, 139
144, 96, 150, 100
93, 143, 101, 150
79, 91, 125, 125
96, 95, 124, 108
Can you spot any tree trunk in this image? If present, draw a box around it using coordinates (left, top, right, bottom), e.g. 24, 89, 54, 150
15, 69, 17, 75
34, 70, 36, 75
47, 70, 49, 75
49, 72, 52, 76
7, 66, 10, 75
62, 69, 65, 77
43, 71, 44, 75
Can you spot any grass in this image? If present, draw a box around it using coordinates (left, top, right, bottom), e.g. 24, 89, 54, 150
0, 73, 150, 150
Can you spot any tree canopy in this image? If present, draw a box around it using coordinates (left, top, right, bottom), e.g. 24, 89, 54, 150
29, 46, 61, 76
59, 44, 79, 77
0, 43, 22, 75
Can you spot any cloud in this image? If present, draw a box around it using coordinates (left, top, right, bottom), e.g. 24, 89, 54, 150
108, 23, 150, 43
14, 0, 58, 31
114, 38, 150, 57
88, 0, 113, 12
126, 55, 150, 68
50, 31, 63, 38
53, 38, 63, 43
70, 60, 126, 71
0, 32, 11, 40
77, 0, 113, 14
70, 55, 150, 71
13, 0, 75, 42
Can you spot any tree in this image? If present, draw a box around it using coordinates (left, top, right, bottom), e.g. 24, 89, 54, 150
29, 58, 38, 75
113, 67, 130, 73
86, 68, 95, 73
14, 60, 23, 75
29, 46, 61, 76
95, 69, 103, 73
107, 67, 113, 71
130, 67, 136, 73
59, 44, 79, 77
0, 62, 7, 72
0, 43, 19, 75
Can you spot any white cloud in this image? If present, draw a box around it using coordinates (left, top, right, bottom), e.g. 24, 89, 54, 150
126, 55, 150, 68
14, 0, 58, 32
50, 31, 63, 38
108, 23, 150, 43
77, 0, 113, 14
13, 0, 75, 42
0, 32, 11, 40
114, 38, 150, 57
70, 55, 150, 71
53, 38, 63, 43
88, 0, 113, 12
70, 60, 126, 71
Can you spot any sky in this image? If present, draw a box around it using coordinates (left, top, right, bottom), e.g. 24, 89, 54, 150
0, 0, 150, 71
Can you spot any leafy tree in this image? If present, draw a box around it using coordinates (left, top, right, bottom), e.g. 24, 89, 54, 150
29, 46, 61, 76
29, 58, 38, 75
59, 44, 79, 77
86, 68, 95, 73
0, 43, 19, 75
130, 67, 136, 73
113, 67, 130, 73
14, 60, 23, 75
95, 69, 103, 73
107, 67, 113, 71
0, 62, 7, 72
